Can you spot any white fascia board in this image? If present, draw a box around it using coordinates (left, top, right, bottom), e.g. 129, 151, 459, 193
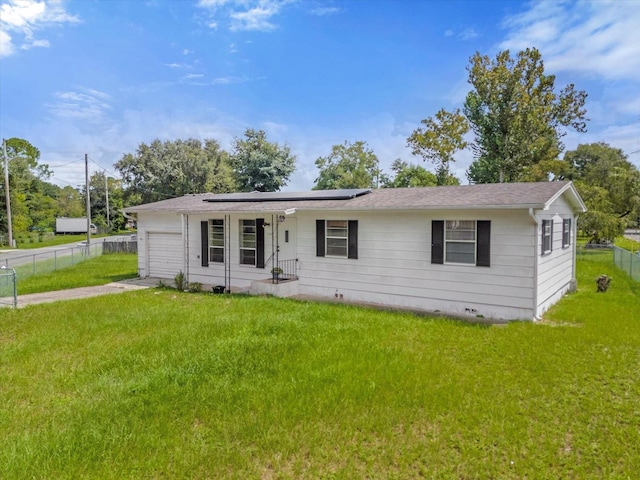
546, 182, 587, 213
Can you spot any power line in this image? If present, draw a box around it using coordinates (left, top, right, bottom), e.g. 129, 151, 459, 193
47, 158, 84, 169
87, 155, 119, 178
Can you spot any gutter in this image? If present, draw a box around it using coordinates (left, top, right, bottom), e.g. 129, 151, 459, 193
168, 203, 551, 216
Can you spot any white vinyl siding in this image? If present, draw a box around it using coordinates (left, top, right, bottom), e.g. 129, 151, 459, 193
299, 210, 536, 320
148, 232, 183, 278
536, 196, 577, 318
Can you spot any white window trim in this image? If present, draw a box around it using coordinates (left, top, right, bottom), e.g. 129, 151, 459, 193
542, 219, 553, 255
239, 219, 257, 266
562, 218, 571, 249
444, 220, 476, 265
209, 219, 224, 263
325, 220, 348, 258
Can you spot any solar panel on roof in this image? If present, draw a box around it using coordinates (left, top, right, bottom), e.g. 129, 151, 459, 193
203, 188, 372, 203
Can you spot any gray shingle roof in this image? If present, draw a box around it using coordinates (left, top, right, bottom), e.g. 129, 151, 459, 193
125, 182, 586, 214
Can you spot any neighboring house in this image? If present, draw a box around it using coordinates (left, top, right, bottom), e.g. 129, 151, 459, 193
125, 181, 586, 321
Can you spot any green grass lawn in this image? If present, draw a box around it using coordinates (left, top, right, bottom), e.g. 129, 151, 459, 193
14, 253, 139, 295
1, 252, 639, 478
15, 234, 108, 249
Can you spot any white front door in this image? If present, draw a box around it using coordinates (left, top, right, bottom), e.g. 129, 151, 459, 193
277, 217, 297, 261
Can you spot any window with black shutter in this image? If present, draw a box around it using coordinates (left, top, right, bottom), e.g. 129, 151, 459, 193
431, 220, 490, 266
542, 219, 553, 255
316, 219, 358, 259
562, 218, 571, 248
209, 219, 224, 263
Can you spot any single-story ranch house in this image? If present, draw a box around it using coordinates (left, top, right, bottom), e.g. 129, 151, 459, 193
125, 181, 586, 321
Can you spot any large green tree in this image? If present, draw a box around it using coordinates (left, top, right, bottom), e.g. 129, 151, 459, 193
0, 137, 53, 234
230, 129, 296, 192
561, 142, 640, 242
115, 138, 235, 204
382, 159, 439, 188
88, 171, 127, 232
406, 108, 468, 185
464, 48, 587, 183
56, 185, 84, 218
313, 140, 384, 190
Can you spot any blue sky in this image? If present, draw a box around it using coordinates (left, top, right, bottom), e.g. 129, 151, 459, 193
1, 0, 639, 191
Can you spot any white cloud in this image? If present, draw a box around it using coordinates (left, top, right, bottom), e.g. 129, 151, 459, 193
229, 3, 280, 31
198, 0, 233, 7
46, 88, 112, 121
459, 28, 478, 40
310, 6, 341, 16
500, 0, 640, 81
0, 0, 79, 58
212, 75, 246, 84
0, 29, 15, 56
22, 37, 48, 49
40, 107, 245, 188
197, 0, 292, 32
496, 0, 640, 165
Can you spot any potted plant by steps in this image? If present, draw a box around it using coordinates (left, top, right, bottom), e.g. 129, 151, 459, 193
271, 267, 283, 282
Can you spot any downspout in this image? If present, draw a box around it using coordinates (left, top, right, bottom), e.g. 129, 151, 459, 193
529, 208, 540, 321
182, 214, 189, 283
571, 214, 580, 289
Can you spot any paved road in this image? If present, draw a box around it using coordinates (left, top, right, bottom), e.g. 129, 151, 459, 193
624, 229, 640, 243
0, 235, 137, 268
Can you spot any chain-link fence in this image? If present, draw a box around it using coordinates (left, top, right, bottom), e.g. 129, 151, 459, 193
613, 246, 640, 282
0, 267, 17, 308
0, 243, 104, 282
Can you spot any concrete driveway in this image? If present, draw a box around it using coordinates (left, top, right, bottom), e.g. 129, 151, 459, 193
14, 277, 159, 308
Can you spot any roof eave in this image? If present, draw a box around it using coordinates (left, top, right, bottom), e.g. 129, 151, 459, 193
545, 181, 588, 213
168, 203, 551, 214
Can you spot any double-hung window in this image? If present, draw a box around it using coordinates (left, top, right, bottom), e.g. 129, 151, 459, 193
240, 219, 257, 265
445, 220, 476, 264
542, 219, 553, 255
209, 219, 224, 263
326, 220, 348, 257
316, 220, 358, 259
562, 219, 571, 248
431, 220, 490, 267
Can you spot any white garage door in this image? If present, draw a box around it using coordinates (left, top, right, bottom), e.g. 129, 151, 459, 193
148, 233, 183, 278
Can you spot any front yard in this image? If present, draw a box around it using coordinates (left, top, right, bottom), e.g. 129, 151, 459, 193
0, 250, 638, 478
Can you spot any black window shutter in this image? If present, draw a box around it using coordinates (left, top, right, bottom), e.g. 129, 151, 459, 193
476, 220, 491, 267
550, 220, 554, 252
316, 220, 325, 257
431, 220, 444, 264
256, 218, 265, 268
201, 221, 209, 267
348, 220, 358, 259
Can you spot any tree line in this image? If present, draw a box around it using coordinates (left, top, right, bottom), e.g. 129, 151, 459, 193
2, 48, 638, 243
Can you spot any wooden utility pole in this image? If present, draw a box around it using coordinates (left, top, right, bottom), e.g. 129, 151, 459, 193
2, 139, 13, 248
105, 172, 110, 230
85, 153, 91, 246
